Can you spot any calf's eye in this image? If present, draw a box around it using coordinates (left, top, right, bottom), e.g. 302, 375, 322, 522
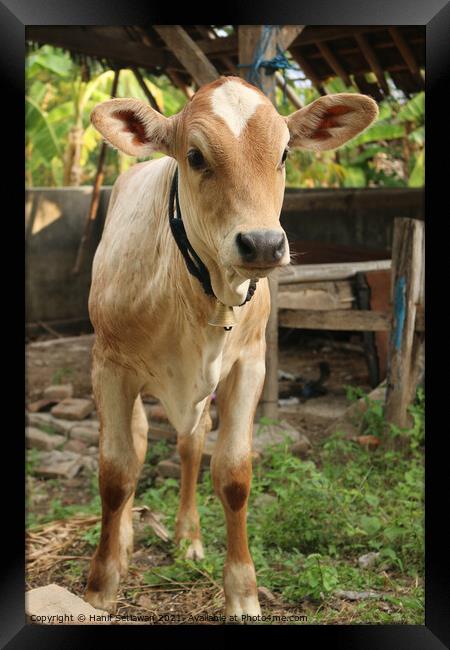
187, 149, 206, 170
281, 148, 289, 165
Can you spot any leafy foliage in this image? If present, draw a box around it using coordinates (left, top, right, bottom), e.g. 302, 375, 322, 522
26, 45, 424, 190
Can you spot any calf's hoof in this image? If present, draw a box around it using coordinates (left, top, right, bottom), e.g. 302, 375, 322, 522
184, 538, 205, 561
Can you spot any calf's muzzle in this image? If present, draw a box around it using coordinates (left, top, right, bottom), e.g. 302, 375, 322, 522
236, 230, 286, 267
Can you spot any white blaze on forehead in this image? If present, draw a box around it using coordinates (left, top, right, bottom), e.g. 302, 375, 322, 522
211, 80, 264, 138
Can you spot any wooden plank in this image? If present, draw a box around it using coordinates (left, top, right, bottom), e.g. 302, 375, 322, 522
384, 218, 424, 428
388, 27, 425, 89
153, 25, 220, 86
278, 280, 354, 310
26, 26, 177, 70
355, 32, 390, 96
279, 308, 391, 331
278, 260, 391, 284
279, 307, 424, 333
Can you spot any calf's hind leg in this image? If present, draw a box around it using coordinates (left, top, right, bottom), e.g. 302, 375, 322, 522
175, 397, 212, 560
85, 361, 144, 613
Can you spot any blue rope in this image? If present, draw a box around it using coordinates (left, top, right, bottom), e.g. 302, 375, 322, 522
237, 26, 301, 107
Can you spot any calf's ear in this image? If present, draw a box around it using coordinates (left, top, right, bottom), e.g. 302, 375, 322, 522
90, 98, 176, 157
286, 93, 378, 151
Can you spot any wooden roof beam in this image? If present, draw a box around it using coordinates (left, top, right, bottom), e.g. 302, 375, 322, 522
355, 32, 390, 96
153, 25, 220, 86
166, 69, 195, 98
316, 41, 352, 88
290, 50, 327, 95
26, 26, 177, 70
388, 27, 425, 89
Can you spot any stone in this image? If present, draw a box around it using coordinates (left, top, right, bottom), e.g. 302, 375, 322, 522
201, 430, 261, 467
254, 493, 277, 509
326, 385, 387, 438
26, 584, 109, 624
86, 446, 98, 456
26, 427, 65, 451
334, 589, 380, 601
358, 552, 380, 569
51, 398, 95, 421
146, 404, 169, 423
27, 398, 59, 413
81, 456, 98, 473
257, 586, 278, 603
43, 384, 74, 401
252, 420, 302, 454
34, 450, 83, 480
64, 439, 87, 454
295, 396, 349, 424
70, 423, 100, 445
290, 434, 313, 459
157, 460, 181, 479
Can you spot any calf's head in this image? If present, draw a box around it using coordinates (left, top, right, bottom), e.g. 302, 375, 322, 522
91, 77, 378, 305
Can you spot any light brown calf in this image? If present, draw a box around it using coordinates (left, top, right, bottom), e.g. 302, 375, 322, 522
84, 76, 378, 621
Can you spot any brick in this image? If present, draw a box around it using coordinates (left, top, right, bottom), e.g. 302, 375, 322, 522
157, 460, 181, 479
51, 398, 95, 421
27, 412, 74, 436
43, 384, 74, 401
64, 439, 87, 453
26, 427, 65, 451
34, 450, 83, 480
70, 423, 99, 445
27, 398, 59, 413
147, 422, 177, 443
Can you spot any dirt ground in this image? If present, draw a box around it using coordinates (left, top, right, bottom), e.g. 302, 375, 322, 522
26, 329, 376, 625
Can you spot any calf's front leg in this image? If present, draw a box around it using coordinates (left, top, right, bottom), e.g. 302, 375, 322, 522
85, 359, 144, 613
212, 351, 265, 623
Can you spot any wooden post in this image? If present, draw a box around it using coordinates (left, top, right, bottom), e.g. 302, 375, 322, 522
72, 68, 120, 275
239, 26, 279, 419
385, 218, 424, 428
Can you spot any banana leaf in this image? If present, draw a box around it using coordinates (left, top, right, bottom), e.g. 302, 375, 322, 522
25, 97, 61, 160
408, 150, 425, 187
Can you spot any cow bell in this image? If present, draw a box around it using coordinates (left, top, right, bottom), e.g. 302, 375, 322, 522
208, 300, 237, 329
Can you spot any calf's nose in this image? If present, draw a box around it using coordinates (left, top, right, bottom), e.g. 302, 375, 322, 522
236, 230, 286, 265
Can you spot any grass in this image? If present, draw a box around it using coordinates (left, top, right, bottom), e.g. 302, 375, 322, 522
26, 387, 425, 624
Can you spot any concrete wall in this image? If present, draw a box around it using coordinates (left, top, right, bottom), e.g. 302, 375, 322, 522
25, 186, 424, 324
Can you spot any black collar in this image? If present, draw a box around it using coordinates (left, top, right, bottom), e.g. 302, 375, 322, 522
168, 167, 257, 307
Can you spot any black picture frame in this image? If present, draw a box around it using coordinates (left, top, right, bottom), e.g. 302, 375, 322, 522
4, 0, 449, 646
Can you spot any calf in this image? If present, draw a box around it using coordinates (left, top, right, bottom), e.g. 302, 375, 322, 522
85, 76, 377, 621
